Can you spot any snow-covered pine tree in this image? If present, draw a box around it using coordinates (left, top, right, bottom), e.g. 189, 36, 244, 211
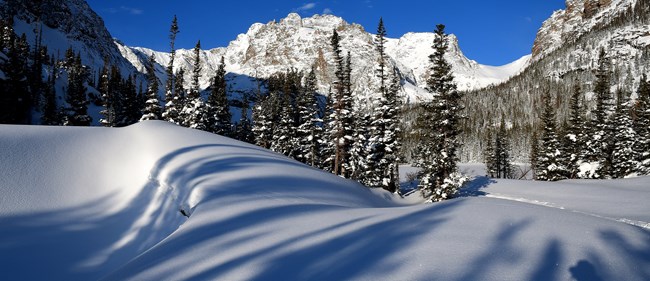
492, 120, 513, 178
180, 40, 208, 130
530, 131, 540, 180
63, 51, 91, 126
416, 24, 466, 201
365, 18, 402, 193
329, 30, 354, 178
564, 83, 587, 178
206, 56, 231, 135
584, 49, 615, 178
163, 15, 180, 124
295, 68, 322, 166
98, 60, 114, 127
611, 88, 638, 178
252, 91, 278, 149
535, 90, 565, 181
483, 130, 497, 177
321, 90, 336, 172
271, 91, 297, 158
634, 74, 650, 174
352, 99, 371, 184
140, 54, 162, 121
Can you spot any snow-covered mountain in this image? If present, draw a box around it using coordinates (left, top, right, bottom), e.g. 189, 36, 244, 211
3, 0, 138, 77
119, 13, 530, 103
532, 0, 642, 60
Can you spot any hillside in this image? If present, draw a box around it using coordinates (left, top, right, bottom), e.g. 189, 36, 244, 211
460, 0, 650, 162
0, 122, 648, 280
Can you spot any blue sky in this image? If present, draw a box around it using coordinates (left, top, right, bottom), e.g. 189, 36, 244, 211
86, 0, 565, 66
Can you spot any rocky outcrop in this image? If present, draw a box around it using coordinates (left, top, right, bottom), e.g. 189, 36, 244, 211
532, 0, 634, 60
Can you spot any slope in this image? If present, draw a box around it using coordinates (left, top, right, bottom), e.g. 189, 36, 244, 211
0, 122, 648, 280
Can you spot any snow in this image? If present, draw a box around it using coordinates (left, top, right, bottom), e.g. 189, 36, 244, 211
1, 122, 649, 280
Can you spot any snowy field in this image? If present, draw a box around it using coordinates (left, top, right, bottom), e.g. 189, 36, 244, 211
0, 121, 648, 280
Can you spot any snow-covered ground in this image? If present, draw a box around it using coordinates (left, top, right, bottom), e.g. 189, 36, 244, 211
0, 122, 648, 281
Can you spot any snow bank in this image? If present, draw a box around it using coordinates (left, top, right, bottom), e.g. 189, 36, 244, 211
0, 122, 648, 281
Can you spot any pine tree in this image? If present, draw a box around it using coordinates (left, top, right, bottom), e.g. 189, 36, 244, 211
63, 52, 91, 126
611, 88, 638, 178
98, 60, 114, 127
564, 83, 587, 178
417, 24, 465, 201
271, 91, 297, 157
207, 56, 231, 135
535, 90, 565, 181
180, 40, 208, 129
253, 91, 279, 149
140, 54, 162, 121
634, 74, 650, 174
494, 120, 513, 179
0, 30, 31, 124
234, 94, 254, 143
163, 15, 180, 124
530, 131, 540, 180
295, 68, 322, 166
484, 131, 497, 177
41, 59, 59, 125
589, 49, 615, 178
329, 30, 354, 178
321, 91, 336, 172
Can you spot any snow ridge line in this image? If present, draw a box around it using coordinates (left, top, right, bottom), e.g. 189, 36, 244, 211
485, 194, 650, 230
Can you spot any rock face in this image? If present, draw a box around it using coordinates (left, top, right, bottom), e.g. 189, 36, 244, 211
532, 0, 635, 60
2, 0, 137, 74
119, 13, 529, 103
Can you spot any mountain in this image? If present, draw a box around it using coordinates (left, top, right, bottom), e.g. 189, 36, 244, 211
459, 0, 650, 162
118, 13, 529, 104
3, 0, 137, 76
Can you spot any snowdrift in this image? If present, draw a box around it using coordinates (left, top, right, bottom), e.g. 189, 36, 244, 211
0, 121, 648, 281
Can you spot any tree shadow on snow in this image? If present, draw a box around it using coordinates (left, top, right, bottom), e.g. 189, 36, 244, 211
457, 176, 496, 197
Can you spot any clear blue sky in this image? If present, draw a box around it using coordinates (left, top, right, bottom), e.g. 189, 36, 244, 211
86, 0, 565, 66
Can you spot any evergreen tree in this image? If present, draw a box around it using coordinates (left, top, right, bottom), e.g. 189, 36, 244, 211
416, 24, 465, 201
634, 74, 650, 174
0, 30, 31, 124
535, 90, 565, 181
271, 91, 297, 157
140, 54, 162, 121
530, 131, 540, 180
181, 40, 208, 129
584, 49, 615, 178
494, 120, 513, 178
163, 15, 180, 124
484, 131, 497, 177
253, 91, 279, 149
63, 52, 91, 126
295, 68, 323, 166
329, 30, 354, 178
41, 60, 59, 125
611, 88, 638, 177
206, 56, 231, 135
564, 83, 587, 178
98, 60, 114, 127
321, 91, 336, 172
234, 95, 254, 143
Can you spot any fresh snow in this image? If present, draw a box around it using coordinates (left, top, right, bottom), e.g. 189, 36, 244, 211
0, 122, 649, 281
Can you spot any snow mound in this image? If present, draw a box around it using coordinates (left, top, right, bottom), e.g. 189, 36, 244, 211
0, 122, 648, 281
